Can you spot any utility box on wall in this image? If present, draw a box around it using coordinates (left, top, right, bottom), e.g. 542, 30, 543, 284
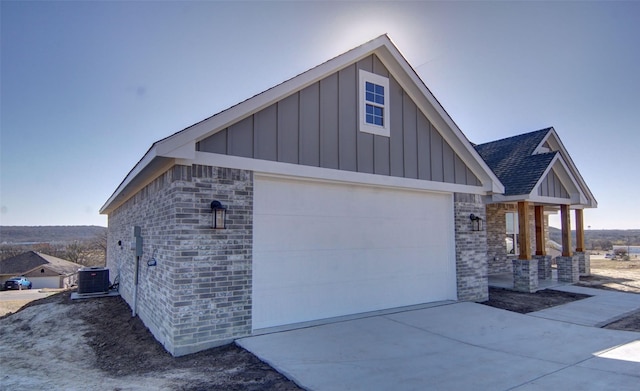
78, 267, 110, 294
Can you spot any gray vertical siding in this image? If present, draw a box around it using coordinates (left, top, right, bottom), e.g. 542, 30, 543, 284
196, 54, 481, 187
539, 169, 570, 198
277, 94, 299, 164
338, 65, 357, 171
403, 93, 418, 179
320, 73, 339, 169
228, 116, 253, 158
254, 104, 277, 161
299, 82, 320, 166
389, 75, 404, 177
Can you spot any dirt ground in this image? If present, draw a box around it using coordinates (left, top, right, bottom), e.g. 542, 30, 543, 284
577, 255, 640, 293
482, 288, 592, 314
0, 292, 301, 391
482, 254, 640, 332
1, 253, 638, 390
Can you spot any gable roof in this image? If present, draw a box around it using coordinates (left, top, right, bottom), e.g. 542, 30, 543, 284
100, 34, 504, 214
474, 128, 555, 196
475, 127, 597, 207
0, 251, 82, 276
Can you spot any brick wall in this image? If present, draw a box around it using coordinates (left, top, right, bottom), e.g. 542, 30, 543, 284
454, 193, 488, 302
107, 164, 253, 356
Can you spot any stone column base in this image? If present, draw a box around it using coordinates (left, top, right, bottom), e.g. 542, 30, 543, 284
575, 252, 590, 276
512, 258, 539, 293
534, 255, 552, 280
557, 256, 579, 283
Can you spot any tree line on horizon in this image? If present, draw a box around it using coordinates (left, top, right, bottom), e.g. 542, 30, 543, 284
548, 227, 640, 250
0, 229, 107, 267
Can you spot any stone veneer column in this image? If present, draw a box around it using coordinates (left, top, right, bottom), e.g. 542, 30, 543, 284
556, 256, 579, 283
534, 255, 552, 280
576, 252, 590, 276
454, 193, 488, 302
512, 258, 539, 292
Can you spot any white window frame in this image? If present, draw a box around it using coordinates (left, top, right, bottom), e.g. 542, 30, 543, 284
506, 212, 520, 256
359, 69, 390, 137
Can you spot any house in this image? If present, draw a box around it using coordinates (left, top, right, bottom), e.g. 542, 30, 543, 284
475, 128, 596, 291
0, 251, 82, 289
100, 35, 595, 356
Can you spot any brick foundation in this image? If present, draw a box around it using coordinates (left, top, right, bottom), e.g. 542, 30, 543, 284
576, 252, 590, 276
512, 258, 539, 293
557, 256, 579, 283
534, 255, 552, 280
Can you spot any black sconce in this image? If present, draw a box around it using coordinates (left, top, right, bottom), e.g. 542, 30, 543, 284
470, 213, 483, 231
211, 200, 227, 229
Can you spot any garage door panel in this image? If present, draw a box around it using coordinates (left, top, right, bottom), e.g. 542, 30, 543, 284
253, 176, 456, 330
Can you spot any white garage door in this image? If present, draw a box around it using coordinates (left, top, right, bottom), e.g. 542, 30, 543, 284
252, 175, 457, 330
30, 276, 61, 289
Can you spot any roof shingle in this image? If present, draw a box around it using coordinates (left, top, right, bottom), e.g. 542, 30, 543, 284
475, 128, 555, 196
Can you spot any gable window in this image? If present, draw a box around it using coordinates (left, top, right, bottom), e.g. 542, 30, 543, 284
506, 212, 519, 255
359, 70, 390, 137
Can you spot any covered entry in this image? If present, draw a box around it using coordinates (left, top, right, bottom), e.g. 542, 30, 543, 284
252, 175, 457, 330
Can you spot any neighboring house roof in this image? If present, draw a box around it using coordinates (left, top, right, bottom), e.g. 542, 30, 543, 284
0, 251, 82, 277
100, 34, 504, 214
475, 127, 597, 208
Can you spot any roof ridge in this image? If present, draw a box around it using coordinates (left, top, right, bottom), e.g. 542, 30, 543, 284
475, 127, 552, 147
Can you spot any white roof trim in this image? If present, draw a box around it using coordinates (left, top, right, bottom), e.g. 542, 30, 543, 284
489, 152, 589, 207
535, 128, 597, 208
183, 152, 489, 196
101, 35, 504, 214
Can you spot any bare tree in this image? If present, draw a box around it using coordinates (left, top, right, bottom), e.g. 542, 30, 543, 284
0, 245, 26, 261
90, 229, 108, 260
64, 241, 89, 264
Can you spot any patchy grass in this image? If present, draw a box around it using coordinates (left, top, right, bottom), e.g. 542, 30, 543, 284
0, 300, 30, 317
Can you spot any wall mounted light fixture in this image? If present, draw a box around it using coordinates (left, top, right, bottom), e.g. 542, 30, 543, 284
470, 213, 483, 231
211, 200, 227, 229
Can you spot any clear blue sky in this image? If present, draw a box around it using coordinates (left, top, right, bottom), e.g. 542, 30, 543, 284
1, 1, 639, 229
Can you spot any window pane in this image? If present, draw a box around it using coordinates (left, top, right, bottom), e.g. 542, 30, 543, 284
366, 114, 374, 123
365, 104, 384, 126
506, 213, 514, 233
366, 82, 374, 93
366, 92, 375, 102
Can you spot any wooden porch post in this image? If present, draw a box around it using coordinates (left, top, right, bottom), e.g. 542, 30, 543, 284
518, 201, 532, 260
535, 205, 546, 256
560, 205, 572, 257
575, 209, 585, 253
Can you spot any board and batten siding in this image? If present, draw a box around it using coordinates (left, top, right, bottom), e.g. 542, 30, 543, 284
197, 54, 481, 186
538, 169, 570, 198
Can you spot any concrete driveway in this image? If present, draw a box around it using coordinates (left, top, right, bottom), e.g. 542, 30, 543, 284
239, 299, 640, 390
0, 289, 56, 302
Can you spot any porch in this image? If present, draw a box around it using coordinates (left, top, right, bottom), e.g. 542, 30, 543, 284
488, 269, 567, 290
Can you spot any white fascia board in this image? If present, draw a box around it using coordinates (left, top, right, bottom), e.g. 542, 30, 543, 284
154, 35, 503, 195
374, 43, 504, 195
538, 128, 597, 208
489, 194, 573, 205
100, 145, 159, 214
183, 152, 490, 196
155, 36, 394, 158
537, 155, 590, 207
533, 127, 555, 154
